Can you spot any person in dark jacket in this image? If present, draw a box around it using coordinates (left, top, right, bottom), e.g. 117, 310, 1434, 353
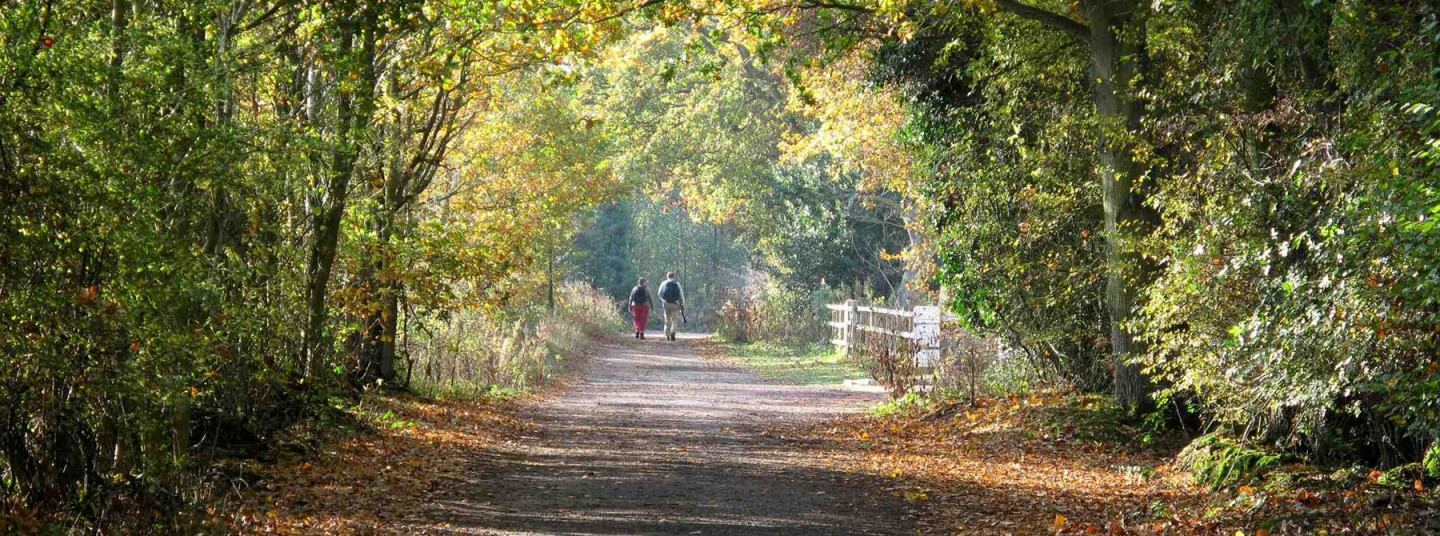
657, 272, 685, 341
628, 278, 651, 339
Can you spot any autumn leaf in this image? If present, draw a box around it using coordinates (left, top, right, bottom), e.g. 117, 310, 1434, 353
72, 285, 98, 307
1381, 513, 1398, 528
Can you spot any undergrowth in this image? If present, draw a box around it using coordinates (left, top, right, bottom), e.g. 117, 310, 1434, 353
1177, 433, 1283, 490
407, 282, 621, 399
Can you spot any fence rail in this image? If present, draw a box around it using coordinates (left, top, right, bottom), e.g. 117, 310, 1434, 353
827, 300, 945, 366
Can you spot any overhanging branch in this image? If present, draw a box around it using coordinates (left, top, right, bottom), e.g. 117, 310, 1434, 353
993, 0, 1090, 46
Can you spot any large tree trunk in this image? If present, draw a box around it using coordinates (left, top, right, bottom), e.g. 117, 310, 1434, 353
1083, 0, 1156, 410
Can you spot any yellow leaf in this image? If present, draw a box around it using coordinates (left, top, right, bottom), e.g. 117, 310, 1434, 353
1054, 514, 1068, 529
902, 490, 929, 503
1237, 485, 1255, 495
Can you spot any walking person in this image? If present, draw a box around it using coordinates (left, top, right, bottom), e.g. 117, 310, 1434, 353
657, 272, 685, 341
628, 278, 652, 339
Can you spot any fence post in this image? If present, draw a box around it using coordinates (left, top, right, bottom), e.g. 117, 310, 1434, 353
912, 305, 941, 367
844, 299, 857, 356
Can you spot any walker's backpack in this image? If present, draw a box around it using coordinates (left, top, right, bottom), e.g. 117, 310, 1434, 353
659, 280, 681, 303
629, 285, 649, 306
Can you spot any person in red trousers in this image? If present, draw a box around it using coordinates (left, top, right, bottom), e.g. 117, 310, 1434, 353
627, 278, 652, 339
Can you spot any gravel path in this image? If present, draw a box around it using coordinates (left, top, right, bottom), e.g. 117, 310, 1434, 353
424, 332, 918, 535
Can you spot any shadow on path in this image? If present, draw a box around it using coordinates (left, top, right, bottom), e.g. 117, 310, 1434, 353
419, 332, 917, 535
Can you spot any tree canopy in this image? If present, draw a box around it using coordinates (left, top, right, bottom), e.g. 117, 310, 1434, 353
4, 0, 1440, 530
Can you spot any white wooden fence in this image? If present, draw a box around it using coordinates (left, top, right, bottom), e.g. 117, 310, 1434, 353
826, 300, 944, 366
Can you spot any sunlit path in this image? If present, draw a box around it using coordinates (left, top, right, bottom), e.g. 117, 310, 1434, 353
420, 333, 916, 535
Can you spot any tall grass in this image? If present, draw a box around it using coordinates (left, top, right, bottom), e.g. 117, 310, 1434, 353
405, 283, 622, 399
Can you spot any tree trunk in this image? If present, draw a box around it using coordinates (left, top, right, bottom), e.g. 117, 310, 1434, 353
894, 205, 924, 308
546, 239, 556, 312
303, 2, 376, 380
1083, 0, 1156, 410
108, 0, 129, 106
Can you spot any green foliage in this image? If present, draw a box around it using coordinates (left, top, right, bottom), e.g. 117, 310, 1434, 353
872, 0, 1440, 467
748, 163, 910, 295
572, 195, 751, 329
869, 392, 929, 417
1424, 444, 1440, 480
0, 0, 632, 526
887, 8, 1112, 391
1130, 1, 1440, 453
572, 26, 910, 321
1178, 434, 1283, 491
572, 201, 641, 300
1376, 463, 1426, 488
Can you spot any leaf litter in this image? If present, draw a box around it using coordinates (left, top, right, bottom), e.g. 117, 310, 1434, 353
786, 392, 1439, 535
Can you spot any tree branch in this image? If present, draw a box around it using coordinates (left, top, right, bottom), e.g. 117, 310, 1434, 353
992, 0, 1090, 46
795, 1, 876, 13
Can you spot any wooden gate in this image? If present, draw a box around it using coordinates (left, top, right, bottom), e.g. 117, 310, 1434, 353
825, 300, 943, 366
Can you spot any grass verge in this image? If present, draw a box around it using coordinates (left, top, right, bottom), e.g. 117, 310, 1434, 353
699, 340, 868, 385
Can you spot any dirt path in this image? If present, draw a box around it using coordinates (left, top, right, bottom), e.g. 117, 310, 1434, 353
422, 333, 919, 535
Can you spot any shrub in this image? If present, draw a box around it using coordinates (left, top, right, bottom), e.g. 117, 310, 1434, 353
850, 329, 922, 398
406, 283, 619, 398
1178, 433, 1282, 490
715, 288, 758, 343
715, 281, 844, 346
930, 328, 1003, 402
